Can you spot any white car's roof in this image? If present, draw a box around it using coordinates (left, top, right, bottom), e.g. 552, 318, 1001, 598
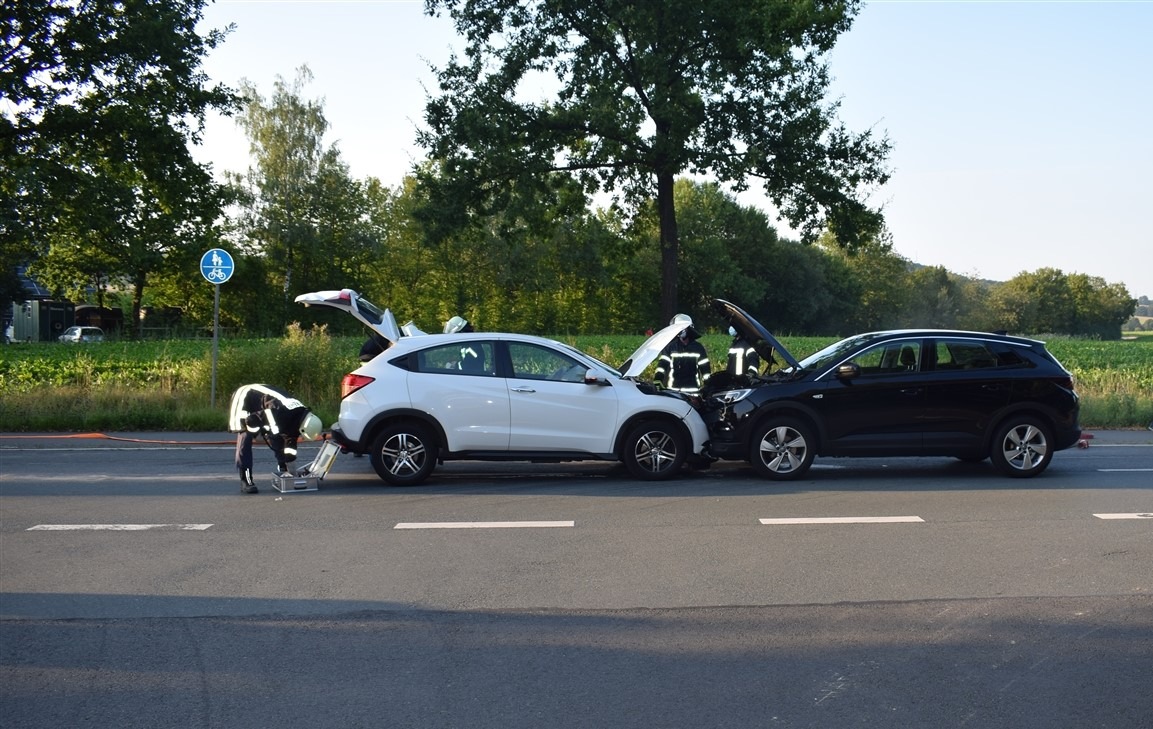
297, 288, 679, 376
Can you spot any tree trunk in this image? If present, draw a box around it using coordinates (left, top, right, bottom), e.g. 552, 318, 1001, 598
657, 170, 679, 325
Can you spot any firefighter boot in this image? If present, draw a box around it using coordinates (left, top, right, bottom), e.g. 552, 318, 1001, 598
240, 467, 258, 494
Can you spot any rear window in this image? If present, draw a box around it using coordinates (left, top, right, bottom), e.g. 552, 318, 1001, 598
933, 339, 1027, 370
413, 341, 494, 376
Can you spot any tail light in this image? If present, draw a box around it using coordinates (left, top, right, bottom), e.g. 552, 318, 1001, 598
341, 373, 375, 399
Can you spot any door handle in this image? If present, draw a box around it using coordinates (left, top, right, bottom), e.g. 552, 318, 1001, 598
511, 386, 536, 393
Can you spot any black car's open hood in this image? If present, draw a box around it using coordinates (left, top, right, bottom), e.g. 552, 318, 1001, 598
711, 299, 802, 370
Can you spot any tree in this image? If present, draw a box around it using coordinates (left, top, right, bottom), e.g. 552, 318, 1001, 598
818, 231, 908, 331
230, 67, 371, 320
1, 0, 236, 324
1065, 273, 1135, 339
418, 0, 891, 322
902, 266, 971, 330
989, 268, 1135, 338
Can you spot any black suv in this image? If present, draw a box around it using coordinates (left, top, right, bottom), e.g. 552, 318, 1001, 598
702, 299, 1082, 479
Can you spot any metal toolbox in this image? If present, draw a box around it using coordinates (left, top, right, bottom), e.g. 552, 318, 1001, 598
270, 439, 340, 493
271, 472, 319, 493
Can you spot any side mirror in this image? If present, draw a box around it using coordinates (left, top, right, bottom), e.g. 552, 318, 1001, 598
835, 362, 861, 380
584, 368, 611, 386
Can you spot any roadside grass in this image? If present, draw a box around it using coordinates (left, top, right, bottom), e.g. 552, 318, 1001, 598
1, 329, 1149, 431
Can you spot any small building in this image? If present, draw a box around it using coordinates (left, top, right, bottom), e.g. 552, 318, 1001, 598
5, 265, 71, 343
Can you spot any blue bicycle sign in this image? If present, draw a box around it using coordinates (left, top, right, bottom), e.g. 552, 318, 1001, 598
200, 248, 234, 285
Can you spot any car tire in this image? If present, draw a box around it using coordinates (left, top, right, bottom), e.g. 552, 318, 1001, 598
989, 416, 1053, 478
621, 420, 687, 481
369, 422, 438, 486
749, 417, 815, 480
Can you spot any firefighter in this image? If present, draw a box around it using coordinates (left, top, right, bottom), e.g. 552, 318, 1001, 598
726, 326, 760, 377
444, 315, 481, 371
654, 314, 711, 394
358, 332, 391, 362
228, 384, 323, 494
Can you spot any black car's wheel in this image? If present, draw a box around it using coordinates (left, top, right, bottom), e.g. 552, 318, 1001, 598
990, 416, 1053, 478
749, 417, 815, 480
369, 422, 438, 486
621, 421, 687, 480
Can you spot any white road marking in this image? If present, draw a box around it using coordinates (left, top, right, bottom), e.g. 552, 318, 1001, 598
1097, 468, 1153, 472
27, 524, 213, 531
394, 521, 575, 529
759, 516, 924, 525
1093, 513, 1153, 520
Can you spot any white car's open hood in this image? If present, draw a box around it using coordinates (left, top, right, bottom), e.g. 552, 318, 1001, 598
294, 289, 401, 344
618, 322, 685, 379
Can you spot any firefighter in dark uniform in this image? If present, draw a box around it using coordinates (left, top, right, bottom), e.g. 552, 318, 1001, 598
228, 384, 323, 493
654, 314, 711, 394
726, 326, 760, 377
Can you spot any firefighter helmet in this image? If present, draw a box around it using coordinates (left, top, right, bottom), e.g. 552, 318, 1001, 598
299, 412, 323, 441
443, 316, 469, 334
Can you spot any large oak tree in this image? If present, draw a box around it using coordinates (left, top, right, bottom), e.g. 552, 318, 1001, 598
418, 0, 891, 321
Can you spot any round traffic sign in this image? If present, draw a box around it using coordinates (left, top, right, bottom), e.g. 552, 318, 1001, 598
200, 248, 234, 284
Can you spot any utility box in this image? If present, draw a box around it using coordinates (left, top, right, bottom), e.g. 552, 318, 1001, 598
270, 439, 340, 493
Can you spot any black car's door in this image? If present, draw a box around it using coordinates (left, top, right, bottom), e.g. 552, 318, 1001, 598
813, 338, 928, 455
919, 337, 1015, 452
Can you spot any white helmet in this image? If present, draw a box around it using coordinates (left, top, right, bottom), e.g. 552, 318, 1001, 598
670, 313, 693, 328
299, 412, 323, 441
443, 315, 469, 334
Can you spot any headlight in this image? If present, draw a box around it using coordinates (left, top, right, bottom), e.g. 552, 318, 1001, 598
714, 388, 752, 404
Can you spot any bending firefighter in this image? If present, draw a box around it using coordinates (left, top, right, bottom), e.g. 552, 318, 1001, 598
228, 384, 323, 494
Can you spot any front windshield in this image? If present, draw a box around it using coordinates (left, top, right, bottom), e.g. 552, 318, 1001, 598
795, 333, 889, 374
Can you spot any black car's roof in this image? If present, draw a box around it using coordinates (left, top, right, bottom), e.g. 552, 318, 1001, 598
834, 329, 1044, 346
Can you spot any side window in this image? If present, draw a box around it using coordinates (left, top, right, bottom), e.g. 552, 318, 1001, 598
415, 341, 493, 376
993, 345, 1029, 367
936, 340, 998, 370
851, 341, 920, 375
508, 342, 585, 382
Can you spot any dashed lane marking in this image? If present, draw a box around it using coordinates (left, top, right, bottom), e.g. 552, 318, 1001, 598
759, 516, 925, 525
27, 524, 214, 531
394, 521, 575, 529
1093, 513, 1153, 520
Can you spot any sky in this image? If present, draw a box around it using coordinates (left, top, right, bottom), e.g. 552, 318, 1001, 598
193, 0, 1153, 299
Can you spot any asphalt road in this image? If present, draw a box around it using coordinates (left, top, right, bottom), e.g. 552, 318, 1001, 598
1, 429, 1151, 729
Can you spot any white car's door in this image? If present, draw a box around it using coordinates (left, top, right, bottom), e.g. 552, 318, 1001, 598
405, 339, 512, 451
504, 341, 619, 453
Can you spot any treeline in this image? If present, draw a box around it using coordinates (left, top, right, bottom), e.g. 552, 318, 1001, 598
4, 11, 1135, 341
39, 163, 1140, 340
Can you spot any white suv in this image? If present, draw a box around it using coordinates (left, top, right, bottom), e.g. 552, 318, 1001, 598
296, 289, 711, 486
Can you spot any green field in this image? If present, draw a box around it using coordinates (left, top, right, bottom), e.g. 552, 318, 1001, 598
1, 327, 1150, 431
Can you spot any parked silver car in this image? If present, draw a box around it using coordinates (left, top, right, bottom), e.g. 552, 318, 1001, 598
58, 326, 104, 343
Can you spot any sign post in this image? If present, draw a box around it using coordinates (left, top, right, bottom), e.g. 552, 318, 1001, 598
200, 249, 235, 408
